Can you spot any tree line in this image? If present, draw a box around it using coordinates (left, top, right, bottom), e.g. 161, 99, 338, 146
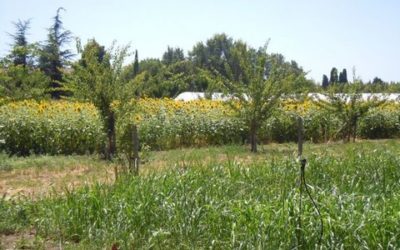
2, 8, 400, 104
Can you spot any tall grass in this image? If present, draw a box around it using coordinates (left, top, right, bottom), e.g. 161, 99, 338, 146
0, 143, 397, 248
0, 145, 391, 248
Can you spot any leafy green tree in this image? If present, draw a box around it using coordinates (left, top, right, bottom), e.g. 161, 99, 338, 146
78, 38, 107, 67
217, 42, 305, 152
131, 58, 163, 97
67, 40, 134, 159
132, 57, 205, 97
162, 46, 185, 65
267, 53, 314, 93
189, 33, 234, 81
39, 7, 73, 99
135, 60, 192, 98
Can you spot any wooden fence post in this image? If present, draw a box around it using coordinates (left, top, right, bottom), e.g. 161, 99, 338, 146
131, 124, 140, 175
297, 116, 304, 159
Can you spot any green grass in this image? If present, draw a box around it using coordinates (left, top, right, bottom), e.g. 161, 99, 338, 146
0, 153, 106, 171
1, 140, 400, 249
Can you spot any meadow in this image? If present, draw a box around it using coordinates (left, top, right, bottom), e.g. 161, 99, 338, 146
1, 140, 400, 249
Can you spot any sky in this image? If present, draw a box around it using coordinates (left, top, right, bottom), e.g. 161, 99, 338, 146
1, 0, 399, 83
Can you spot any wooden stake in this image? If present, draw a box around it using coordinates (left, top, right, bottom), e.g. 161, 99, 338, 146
297, 116, 304, 159
132, 124, 140, 175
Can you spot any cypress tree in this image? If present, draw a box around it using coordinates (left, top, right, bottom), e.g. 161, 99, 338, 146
339, 68, 348, 83
133, 50, 139, 77
329, 67, 338, 84
322, 74, 329, 88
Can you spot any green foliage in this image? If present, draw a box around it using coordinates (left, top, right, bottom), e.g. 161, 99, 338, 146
0, 64, 50, 101
162, 46, 185, 65
189, 33, 234, 80
134, 59, 201, 98
358, 106, 400, 139
0, 197, 32, 235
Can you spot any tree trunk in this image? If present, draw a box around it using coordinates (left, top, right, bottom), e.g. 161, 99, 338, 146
105, 111, 116, 160
352, 117, 358, 143
131, 124, 140, 175
250, 120, 258, 153
344, 120, 351, 143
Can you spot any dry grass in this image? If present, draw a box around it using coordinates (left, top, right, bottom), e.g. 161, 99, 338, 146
0, 155, 115, 200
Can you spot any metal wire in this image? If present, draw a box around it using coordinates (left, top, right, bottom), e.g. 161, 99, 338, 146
300, 159, 324, 246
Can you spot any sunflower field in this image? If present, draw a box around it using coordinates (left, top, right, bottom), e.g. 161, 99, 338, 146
0, 100, 104, 155
115, 98, 247, 150
0, 98, 399, 155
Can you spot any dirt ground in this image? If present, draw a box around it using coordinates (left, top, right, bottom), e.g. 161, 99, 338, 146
0, 163, 114, 200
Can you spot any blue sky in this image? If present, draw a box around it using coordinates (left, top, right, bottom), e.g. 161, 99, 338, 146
1, 0, 399, 83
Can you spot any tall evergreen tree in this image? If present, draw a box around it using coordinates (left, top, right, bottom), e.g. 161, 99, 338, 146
329, 67, 338, 84
8, 19, 32, 67
322, 74, 329, 88
133, 50, 139, 77
339, 68, 348, 83
0, 19, 49, 101
39, 7, 73, 99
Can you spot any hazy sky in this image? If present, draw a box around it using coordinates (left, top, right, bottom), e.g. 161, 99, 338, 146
1, 0, 399, 83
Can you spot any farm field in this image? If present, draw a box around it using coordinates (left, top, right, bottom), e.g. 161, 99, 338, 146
2, 1, 400, 249
1, 139, 399, 249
